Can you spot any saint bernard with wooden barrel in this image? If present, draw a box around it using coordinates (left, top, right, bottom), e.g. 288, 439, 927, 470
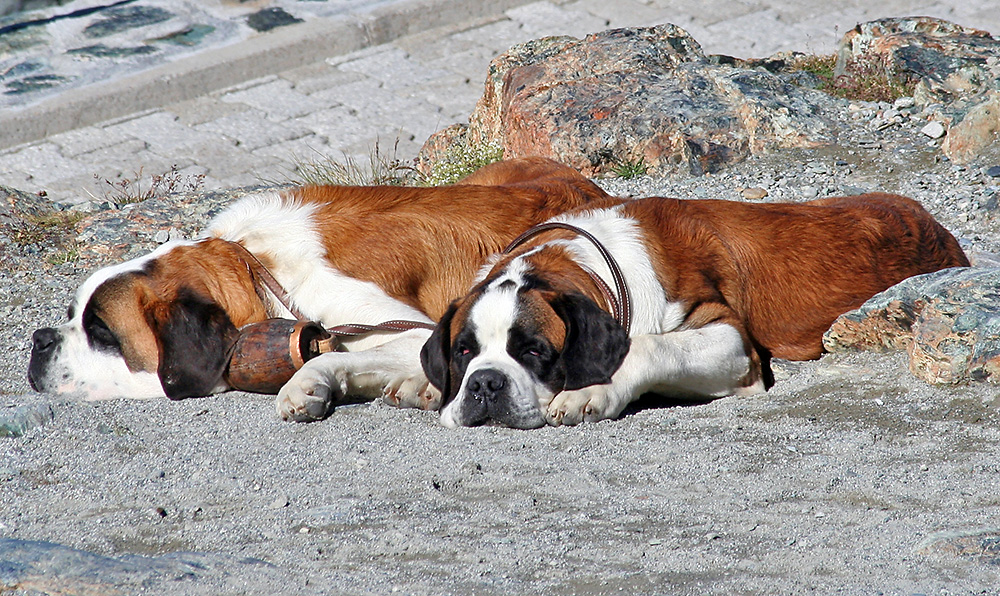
27, 158, 610, 421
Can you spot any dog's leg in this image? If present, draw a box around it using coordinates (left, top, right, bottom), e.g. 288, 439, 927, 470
275, 330, 440, 422
546, 323, 759, 426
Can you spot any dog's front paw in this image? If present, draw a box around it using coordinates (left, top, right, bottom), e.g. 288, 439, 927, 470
382, 375, 442, 411
546, 385, 619, 426
275, 365, 346, 422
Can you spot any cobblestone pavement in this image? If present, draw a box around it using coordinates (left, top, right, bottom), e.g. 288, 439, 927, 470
1, 0, 999, 206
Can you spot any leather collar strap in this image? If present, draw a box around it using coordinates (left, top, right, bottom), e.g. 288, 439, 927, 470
502, 221, 632, 335
314, 320, 436, 353
224, 240, 435, 338
226, 240, 308, 320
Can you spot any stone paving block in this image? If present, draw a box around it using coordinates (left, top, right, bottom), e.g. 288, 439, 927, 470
334, 134, 424, 166
282, 65, 367, 96
295, 105, 381, 150
42, 177, 104, 206
46, 126, 132, 159
176, 139, 277, 186
219, 77, 327, 122
336, 47, 453, 91
212, 170, 274, 191
789, 12, 861, 55
642, 0, 763, 26
449, 18, 536, 56
506, 1, 609, 39
126, 150, 197, 182
395, 16, 503, 63
0, 170, 34, 192
101, 111, 220, 154
194, 108, 313, 151
417, 45, 503, 82
398, 73, 483, 123
705, 8, 790, 57
250, 133, 331, 167
170, 96, 254, 128
310, 78, 442, 135
76, 139, 151, 180
0, 142, 92, 189
968, 8, 1000, 34
564, 0, 666, 30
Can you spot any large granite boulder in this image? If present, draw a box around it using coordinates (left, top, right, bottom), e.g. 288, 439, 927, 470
835, 17, 1000, 163
419, 24, 834, 177
420, 17, 1000, 175
824, 267, 1000, 385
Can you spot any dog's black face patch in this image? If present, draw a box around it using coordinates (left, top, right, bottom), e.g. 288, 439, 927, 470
82, 303, 123, 356
506, 319, 564, 391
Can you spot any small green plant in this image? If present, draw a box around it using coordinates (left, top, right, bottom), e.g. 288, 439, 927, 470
281, 138, 421, 187
794, 54, 837, 82
422, 140, 504, 187
610, 155, 649, 179
10, 211, 83, 248
793, 53, 915, 103
94, 164, 206, 206
9, 210, 83, 267
46, 247, 81, 266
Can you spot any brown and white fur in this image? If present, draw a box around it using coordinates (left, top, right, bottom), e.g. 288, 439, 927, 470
421, 193, 970, 429
27, 157, 610, 420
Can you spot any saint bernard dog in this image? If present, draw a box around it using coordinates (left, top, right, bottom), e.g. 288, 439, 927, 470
421, 193, 970, 429
27, 157, 611, 420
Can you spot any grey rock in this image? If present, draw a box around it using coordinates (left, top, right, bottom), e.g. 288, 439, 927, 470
893, 96, 916, 109
834, 17, 1000, 164
0, 538, 299, 595
918, 529, 1000, 566
72, 184, 276, 265
824, 267, 1000, 384
82, 6, 174, 39
0, 402, 54, 438
420, 24, 835, 177
836, 17, 1000, 103
920, 120, 947, 138
246, 7, 302, 33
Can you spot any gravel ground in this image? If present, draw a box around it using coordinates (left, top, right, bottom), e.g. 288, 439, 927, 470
3, 100, 1000, 594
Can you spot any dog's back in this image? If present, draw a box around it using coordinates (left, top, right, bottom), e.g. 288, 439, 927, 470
210, 157, 612, 321
625, 193, 968, 360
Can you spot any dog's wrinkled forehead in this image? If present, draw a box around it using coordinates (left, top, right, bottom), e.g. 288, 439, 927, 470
461, 259, 527, 342
461, 256, 567, 353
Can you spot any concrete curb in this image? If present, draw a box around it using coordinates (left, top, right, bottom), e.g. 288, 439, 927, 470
0, 0, 534, 151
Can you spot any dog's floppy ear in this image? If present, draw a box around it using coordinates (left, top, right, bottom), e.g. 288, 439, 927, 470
421, 302, 458, 396
550, 292, 631, 390
146, 290, 240, 400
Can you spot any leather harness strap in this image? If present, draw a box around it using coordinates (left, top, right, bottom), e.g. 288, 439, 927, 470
313, 320, 437, 353
227, 240, 309, 321
224, 240, 435, 349
502, 221, 632, 335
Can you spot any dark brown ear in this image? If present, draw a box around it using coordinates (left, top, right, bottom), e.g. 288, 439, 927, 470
146, 289, 240, 400
420, 302, 458, 397
550, 292, 631, 390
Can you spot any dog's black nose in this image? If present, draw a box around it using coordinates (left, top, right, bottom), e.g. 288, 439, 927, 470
467, 369, 507, 402
32, 328, 59, 353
